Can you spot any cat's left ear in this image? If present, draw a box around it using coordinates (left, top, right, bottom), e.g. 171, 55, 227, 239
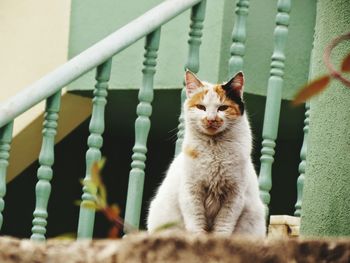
222, 71, 244, 98
185, 70, 204, 97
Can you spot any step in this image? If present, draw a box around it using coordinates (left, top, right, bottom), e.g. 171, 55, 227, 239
268, 215, 301, 238
0, 232, 349, 262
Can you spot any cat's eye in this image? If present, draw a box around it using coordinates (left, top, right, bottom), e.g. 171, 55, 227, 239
218, 105, 229, 111
196, 104, 206, 111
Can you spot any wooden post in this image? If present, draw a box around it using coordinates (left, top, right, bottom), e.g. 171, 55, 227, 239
175, 0, 207, 155
294, 102, 310, 217
31, 92, 61, 241
0, 122, 13, 231
258, 0, 292, 219
228, 0, 250, 77
77, 59, 112, 239
124, 29, 161, 231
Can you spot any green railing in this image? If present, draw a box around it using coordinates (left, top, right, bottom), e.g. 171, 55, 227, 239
0, 0, 310, 241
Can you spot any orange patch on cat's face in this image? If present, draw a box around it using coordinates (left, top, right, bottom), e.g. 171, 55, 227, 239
213, 85, 241, 119
187, 90, 208, 108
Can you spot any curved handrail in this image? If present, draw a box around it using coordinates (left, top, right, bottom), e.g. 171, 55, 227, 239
0, 0, 202, 128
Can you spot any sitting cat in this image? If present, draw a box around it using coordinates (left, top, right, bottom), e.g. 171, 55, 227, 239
147, 70, 265, 236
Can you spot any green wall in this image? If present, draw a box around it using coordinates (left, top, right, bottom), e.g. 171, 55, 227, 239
300, 0, 350, 236
67, 0, 316, 100
67, 0, 227, 91
236, 0, 316, 99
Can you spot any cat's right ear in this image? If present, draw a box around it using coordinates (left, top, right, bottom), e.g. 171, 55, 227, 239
185, 70, 203, 97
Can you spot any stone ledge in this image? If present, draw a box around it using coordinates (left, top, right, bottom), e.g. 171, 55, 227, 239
268, 215, 301, 238
0, 232, 349, 263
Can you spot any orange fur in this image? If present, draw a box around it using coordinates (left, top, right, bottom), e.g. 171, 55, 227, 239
184, 145, 199, 159
213, 85, 241, 118
187, 90, 208, 108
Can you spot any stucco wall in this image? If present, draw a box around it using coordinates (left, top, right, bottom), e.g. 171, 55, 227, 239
0, 0, 92, 182
0, 0, 71, 135
67, 0, 227, 92
301, 0, 350, 236
67, 0, 316, 100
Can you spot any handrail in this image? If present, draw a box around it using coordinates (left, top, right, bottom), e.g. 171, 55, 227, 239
0, 0, 202, 128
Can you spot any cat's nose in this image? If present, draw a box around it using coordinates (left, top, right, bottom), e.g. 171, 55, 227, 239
207, 119, 215, 125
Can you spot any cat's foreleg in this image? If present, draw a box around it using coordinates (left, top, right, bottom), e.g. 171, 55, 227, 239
233, 205, 266, 236
179, 184, 207, 233
213, 194, 244, 235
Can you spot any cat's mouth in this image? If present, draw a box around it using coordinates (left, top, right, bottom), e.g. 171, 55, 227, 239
202, 123, 223, 135
206, 124, 221, 129
198, 118, 225, 135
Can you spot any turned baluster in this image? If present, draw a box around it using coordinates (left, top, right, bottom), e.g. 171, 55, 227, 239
77, 59, 112, 239
0, 122, 13, 231
124, 28, 161, 231
258, 0, 292, 219
175, 0, 207, 155
228, 0, 250, 77
294, 102, 310, 217
31, 92, 61, 241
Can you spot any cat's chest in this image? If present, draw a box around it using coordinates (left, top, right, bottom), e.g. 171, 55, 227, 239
184, 142, 241, 180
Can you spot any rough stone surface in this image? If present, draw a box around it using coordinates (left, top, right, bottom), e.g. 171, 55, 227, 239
301, 0, 350, 236
0, 232, 349, 262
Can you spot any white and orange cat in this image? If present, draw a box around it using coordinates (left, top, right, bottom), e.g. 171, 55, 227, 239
147, 71, 265, 236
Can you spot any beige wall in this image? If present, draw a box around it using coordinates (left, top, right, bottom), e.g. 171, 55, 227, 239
0, 0, 72, 134
0, 0, 92, 181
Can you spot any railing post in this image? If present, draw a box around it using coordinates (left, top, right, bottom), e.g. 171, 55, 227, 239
124, 29, 161, 232
294, 102, 310, 217
77, 59, 112, 239
258, 0, 292, 219
31, 92, 61, 241
228, 0, 249, 77
0, 122, 13, 231
175, 0, 207, 155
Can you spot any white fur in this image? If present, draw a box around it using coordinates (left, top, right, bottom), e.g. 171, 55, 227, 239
147, 81, 266, 236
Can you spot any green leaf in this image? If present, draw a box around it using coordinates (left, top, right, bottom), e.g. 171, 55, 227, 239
293, 75, 331, 105
341, 53, 350, 72
97, 157, 106, 170
91, 162, 102, 187
90, 158, 108, 208
83, 180, 97, 195
98, 185, 108, 208
53, 232, 77, 240
74, 200, 82, 207
154, 221, 180, 232
81, 201, 97, 210
79, 178, 84, 186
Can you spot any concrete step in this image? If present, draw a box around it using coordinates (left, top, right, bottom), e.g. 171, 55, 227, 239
0, 232, 348, 262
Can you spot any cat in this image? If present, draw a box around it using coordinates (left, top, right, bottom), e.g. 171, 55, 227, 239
147, 70, 266, 236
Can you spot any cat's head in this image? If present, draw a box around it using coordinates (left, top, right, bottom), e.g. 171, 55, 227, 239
184, 70, 245, 136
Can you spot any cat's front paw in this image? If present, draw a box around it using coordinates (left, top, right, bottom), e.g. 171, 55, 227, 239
185, 225, 207, 234
212, 230, 233, 237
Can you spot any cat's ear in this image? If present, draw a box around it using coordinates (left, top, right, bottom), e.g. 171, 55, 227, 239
222, 71, 244, 98
185, 70, 203, 97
